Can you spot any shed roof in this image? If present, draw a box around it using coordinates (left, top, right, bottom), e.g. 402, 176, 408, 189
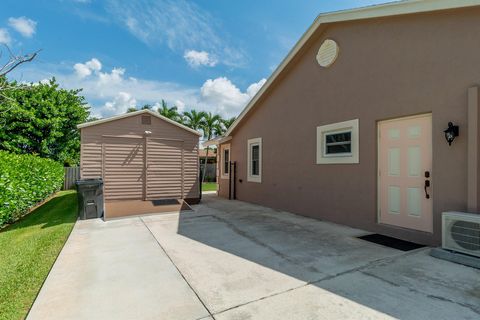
77, 109, 202, 136
225, 0, 480, 136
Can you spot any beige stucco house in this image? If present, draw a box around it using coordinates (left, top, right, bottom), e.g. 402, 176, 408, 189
208, 0, 480, 245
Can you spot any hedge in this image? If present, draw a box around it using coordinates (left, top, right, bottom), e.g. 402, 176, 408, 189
0, 151, 64, 227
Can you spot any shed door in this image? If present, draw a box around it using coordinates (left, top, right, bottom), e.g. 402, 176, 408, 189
103, 137, 145, 200
378, 114, 433, 232
146, 138, 183, 199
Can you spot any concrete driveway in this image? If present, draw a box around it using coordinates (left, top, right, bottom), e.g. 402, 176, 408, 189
28, 195, 480, 320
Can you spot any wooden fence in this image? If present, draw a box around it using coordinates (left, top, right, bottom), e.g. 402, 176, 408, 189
63, 167, 80, 190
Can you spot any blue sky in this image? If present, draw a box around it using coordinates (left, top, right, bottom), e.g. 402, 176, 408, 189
2, 0, 394, 118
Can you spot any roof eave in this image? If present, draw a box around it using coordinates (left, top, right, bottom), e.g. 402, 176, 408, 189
225, 0, 480, 136
77, 109, 202, 136
203, 136, 232, 146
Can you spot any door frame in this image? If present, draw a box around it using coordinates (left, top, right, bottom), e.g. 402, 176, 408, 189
376, 112, 433, 232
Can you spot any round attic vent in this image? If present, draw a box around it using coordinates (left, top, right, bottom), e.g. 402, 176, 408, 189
316, 39, 339, 68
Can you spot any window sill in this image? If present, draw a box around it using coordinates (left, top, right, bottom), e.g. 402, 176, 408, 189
247, 175, 262, 183
316, 159, 359, 164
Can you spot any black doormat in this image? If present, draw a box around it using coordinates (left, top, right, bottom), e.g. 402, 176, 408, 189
357, 234, 425, 251
151, 199, 179, 206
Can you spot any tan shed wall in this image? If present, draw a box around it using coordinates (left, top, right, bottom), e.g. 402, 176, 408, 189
103, 136, 144, 200
219, 7, 480, 245
146, 138, 183, 199
80, 113, 199, 200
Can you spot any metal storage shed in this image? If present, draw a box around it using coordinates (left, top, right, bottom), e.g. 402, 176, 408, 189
77, 109, 201, 218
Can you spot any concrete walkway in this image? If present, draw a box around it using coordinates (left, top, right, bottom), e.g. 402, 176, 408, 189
28, 195, 480, 320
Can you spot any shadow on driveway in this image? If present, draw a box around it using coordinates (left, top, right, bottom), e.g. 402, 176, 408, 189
143, 194, 480, 319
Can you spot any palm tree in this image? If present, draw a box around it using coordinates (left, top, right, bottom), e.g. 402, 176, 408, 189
182, 109, 206, 130
126, 107, 138, 113
201, 112, 222, 183
141, 104, 153, 110
222, 117, 236, 131
157, 99, 180, 121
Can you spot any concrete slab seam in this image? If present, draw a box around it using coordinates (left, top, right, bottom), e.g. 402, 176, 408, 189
211, 282, 309, 317
139, 217, 216, 320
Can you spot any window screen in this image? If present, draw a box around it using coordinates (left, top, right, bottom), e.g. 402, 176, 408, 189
324, 131, 351, 155
223, 149, 230, 175
251, 144, 260, 176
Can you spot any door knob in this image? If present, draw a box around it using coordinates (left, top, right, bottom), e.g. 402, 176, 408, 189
424, 180, 430, 199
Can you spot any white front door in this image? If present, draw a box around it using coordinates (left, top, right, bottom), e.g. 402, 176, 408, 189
378, 114, 433, 232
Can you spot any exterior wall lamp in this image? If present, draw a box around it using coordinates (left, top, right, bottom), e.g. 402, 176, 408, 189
443, 122, 459, 146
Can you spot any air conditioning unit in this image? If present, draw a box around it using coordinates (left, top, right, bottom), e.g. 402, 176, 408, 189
442, 212, 480, 258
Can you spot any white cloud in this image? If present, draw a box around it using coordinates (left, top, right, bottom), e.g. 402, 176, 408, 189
200, 77, 266, 117
124, 17, 149, 43
101, 92, 137, 116
184, 50, 217, 68
174, 100, 186, 113
11, 57, 265, 118
8, 17, 37, 38
247, 79, 267, 97
106, 0, 247, 67
73, 63, 92, 78
98, 67, 124, 85
73, 58, 102, 78
85, 58, 102, 71
0, 28, 11, 45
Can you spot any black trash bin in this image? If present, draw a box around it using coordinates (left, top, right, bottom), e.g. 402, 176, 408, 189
75, 178, 104, 220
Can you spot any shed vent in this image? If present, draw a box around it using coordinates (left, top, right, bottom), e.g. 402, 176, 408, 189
142, 115, 151, 125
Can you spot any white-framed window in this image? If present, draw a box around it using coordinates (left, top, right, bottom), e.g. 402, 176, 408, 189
220, 144, 230, 179
247, 137, 262, 183
316, 119, 359, 164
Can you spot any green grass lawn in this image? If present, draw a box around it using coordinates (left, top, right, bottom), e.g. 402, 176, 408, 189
0, 190, 78, 320
202, 182, 218, 192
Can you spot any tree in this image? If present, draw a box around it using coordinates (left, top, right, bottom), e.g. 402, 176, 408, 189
141, 104, 152, 110
126, 107, 138, 113
0, 78, 90, 166
0, 47, 38, 77
87, 116, 100, 122
201, 112, 222, 183
182, 109, 206, 130
222, 117, 236, 131
157, 99, 180, 122
0, 46, 39, 102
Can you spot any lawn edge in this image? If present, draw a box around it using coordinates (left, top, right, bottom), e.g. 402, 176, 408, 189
22, 192, 79, 320
0, 190, 68, 231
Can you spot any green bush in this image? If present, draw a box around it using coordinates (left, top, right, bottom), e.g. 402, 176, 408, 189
0, 151, 64, 227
